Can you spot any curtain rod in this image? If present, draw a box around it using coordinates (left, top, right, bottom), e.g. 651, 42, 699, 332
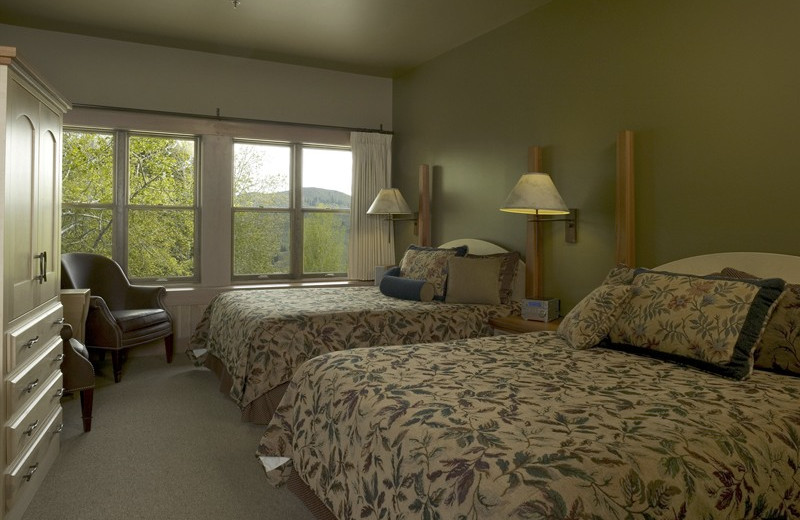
70, 103, 393, 135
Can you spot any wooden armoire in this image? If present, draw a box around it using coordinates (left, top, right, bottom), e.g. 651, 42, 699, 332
0, 46, 71, 520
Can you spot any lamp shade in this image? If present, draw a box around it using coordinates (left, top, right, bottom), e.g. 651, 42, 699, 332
500, 173, 570, 215
367, 188, 413, 215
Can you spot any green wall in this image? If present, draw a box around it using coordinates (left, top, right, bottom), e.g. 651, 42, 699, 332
392, 0, 800, 310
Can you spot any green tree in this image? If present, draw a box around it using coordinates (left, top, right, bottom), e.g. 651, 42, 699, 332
61, 131, 197, 279
303, 211, 348, 273
127, 135, 196, 278
61, 131, 114, 256
63, 134, 352, 280
232, 143, 291, 275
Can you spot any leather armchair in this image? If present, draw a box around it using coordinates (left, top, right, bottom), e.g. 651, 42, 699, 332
60, 324, 94, 432
61, 253, 174, 383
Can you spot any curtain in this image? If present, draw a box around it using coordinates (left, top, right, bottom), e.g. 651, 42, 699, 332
348, 131, 395, 280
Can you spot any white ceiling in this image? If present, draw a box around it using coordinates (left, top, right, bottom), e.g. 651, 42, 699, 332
0, 0, 549, 77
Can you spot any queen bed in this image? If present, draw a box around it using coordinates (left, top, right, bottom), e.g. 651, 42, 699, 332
256, 252, 800, 519
189, 240, 522, 423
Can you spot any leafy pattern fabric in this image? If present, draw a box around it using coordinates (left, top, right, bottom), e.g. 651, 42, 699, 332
557, 283, 632, 349
258, 333, 800, 519
755, 283, 800, 376
189, 286, 513, 409
609, 270, 784, 379
399, 246, 466, 300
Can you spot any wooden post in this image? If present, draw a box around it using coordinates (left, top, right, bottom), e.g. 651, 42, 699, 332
615, 131, 635, 267
526, 146, 543, 300
418, 164, 431, 247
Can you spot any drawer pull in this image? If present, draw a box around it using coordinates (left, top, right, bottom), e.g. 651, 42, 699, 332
55, 353, 65, 362
56, 388, 65, 397
54, 424, 64, 434
22, 463, 39, 482
24, 379, 39, 394
54, 317, 65, 325
24, 420, 39, 437
23, 336, 40, 349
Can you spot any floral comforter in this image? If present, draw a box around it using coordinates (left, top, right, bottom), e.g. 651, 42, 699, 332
189, 286, 513, 409
258, 332, 800, 519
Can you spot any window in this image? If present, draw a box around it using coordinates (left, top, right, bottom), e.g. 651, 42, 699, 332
61, 130, 115, 257
232, 142, 352, 279
62, 129, 199, 281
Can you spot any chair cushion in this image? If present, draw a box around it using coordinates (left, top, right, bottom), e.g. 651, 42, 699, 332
112, 309, 171, 333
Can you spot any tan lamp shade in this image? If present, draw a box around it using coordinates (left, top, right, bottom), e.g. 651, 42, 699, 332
367, 188, 413, 215
500, 173, 570, 215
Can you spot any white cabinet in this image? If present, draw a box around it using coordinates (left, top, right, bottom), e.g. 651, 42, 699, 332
4, 58, 62, 322
0, 46, 70, 520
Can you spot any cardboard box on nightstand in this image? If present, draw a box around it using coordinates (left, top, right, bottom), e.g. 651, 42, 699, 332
520, 298, 560, 322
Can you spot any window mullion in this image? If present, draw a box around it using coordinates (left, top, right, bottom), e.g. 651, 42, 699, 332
291, 143, 303, 279
113, 129, 128, 272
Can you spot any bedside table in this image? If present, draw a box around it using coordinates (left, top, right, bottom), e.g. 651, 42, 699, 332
489, 315, 561, 334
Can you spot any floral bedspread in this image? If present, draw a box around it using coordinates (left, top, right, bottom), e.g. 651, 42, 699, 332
189, 286, 513, 409
258, 332, 800, 519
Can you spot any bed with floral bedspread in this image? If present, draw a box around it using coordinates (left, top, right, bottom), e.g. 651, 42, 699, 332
189, 286, 515, 422
258, 331, 800, 519
258, 266, 800, 519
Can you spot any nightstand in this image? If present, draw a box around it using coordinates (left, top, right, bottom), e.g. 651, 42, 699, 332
489, 315, 561, 334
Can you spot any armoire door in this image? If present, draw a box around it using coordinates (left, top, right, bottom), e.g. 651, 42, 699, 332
5, 76, 39, 322
34, 101, 62, 307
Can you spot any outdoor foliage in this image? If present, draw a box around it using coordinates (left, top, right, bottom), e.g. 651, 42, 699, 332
61, 131, 197, 279
232, 143, 350, 276
61, 131, 114, 257
63, 132, 351, 280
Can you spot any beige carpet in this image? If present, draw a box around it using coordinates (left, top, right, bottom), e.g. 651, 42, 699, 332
22, 353, 315, 520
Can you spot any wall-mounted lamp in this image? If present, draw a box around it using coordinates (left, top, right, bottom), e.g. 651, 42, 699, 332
499, 173, 577, 243
367, 188, 418, 240
500, 169, 578, 300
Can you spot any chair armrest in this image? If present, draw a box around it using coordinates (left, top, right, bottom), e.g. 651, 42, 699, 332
60, 324, 94, 391
86, 296, 122, 347
126, 285, 167, 310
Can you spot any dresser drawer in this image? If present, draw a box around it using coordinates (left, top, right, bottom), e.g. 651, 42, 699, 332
6, 304, 64, 372
5, 407, 62, 513
6, 338, 63, 417
7, 372, 63, 462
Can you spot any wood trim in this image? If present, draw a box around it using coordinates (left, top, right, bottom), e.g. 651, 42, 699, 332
489, 315, 561, 333
526, 146, 543, 299
0, 46, 17, 65
2, 49, 71, 113
417, 164, 431, 246
615, 130, 635, 267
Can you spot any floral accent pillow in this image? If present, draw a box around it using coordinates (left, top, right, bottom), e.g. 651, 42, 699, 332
399, 245, 467, 300
601, 264, 636, 286
557, 284, 633, 349
754, 283, 800, 376
608, 269, 785, 379
719, 268, 800, 377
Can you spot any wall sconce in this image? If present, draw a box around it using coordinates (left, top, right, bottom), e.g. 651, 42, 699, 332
500, 173, 577, 242
500, 171, 577, 300
367, 188, 418, 240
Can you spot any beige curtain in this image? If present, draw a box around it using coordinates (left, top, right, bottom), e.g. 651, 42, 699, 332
348, 132, 395, 280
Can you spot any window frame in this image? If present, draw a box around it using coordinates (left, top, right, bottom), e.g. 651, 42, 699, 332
231, 140, 352, 281
61, 126, 201, 283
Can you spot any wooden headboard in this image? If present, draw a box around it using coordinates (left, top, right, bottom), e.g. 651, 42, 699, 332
616, 130, 635, 267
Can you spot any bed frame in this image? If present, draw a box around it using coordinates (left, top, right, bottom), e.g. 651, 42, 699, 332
656, 252, 800, 284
